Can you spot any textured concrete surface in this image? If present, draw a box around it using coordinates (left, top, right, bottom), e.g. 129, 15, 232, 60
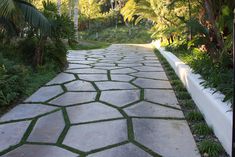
0, 44, 200, 157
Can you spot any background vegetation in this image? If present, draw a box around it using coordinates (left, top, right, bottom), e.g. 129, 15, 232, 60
0, 0, 75, 113
0, 0, 232, 155
121, 0, 234, 104
0, 0, 233, 110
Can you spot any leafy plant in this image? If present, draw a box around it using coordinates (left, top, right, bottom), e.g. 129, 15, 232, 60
192, 123, 213, 135
176, 91, 191, 99
0, 56, 27, 106
198, 140, 223, 157
179, 99, 194, 109
186, 111, 204, 122
0, 0, 51, 35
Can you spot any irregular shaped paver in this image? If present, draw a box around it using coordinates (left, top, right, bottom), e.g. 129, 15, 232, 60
144, 63, 162, 67
25, 86, 63, 102
1, 144, 78, 157
111, 68, 137, 74
49, 92, 96, 106
142, 60, 160, 64
132, 66, 164, 72
118, 63, 143, 67
100, 90, 140, 107
66, 102, 122, 124
28, 111, 65, 143
68, 64, 91, 69
124, 101, 184, 118
133, 119, 200, 157
69, 60, 95, 64
111, 75, 134, 82
78, 74, 108, 81
63, 120, 127, 151
96, 81, 137, 90
0, 121, 30, 152
66, 68, 107, 74
130, 72, 168, 80
0, 104, 57, 122
94, 63, 116, 67
87, 143, 152, 157
133, 78, 171, 89
93, 66, 120, 70
1, 44, 200, 156
145, 89, 179, 108
65, 80, 95, 91
46, 73, 75, 85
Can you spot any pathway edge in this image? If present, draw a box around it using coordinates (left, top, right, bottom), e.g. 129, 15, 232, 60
156, 47, 232, 156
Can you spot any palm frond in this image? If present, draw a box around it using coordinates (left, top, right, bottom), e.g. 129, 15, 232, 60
0, 0, 16, 17
15, 0, 51, 35
0, 17, 18, 36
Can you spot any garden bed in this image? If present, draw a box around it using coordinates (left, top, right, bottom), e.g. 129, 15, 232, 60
157, 47, 232, 156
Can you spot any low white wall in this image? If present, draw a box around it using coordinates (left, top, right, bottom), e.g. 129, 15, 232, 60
157, 47, 232, 156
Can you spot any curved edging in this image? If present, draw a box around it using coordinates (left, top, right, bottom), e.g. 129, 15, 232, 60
157, 47, 232, 156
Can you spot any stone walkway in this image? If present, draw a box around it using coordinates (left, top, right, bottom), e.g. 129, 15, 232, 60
0, 44, 200, 157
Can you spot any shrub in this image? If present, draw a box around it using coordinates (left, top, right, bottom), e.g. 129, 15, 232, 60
17, 37, 38, 65
44, 39, 68, 70
0, 56, 28, 106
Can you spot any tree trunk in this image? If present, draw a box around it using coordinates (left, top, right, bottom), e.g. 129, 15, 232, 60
74, 0, 79, 40
187, 0, 192, 40
57, 0, 61, 15
204, 0, 224, 49
34, 36, 47, 67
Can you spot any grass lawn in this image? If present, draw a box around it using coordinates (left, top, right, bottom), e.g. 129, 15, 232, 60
80, 25, 152, 44
71, 40, 111, 50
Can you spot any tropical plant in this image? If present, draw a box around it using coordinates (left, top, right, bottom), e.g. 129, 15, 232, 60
0, 0, 51, 35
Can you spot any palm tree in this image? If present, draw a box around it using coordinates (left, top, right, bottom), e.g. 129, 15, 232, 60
0, 0, 51, 66
0, 0, 51, 35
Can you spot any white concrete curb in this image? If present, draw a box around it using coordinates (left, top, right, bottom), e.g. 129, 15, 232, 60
157, 47, 232, 156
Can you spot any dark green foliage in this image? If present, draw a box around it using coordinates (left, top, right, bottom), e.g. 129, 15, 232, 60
166, 45, 233, 104
16, 37, 67, 70
198, 140, 223, 157
174, 84, 187, 92
44, 39, 68, 70
0, 56, 27, 106
179, 99, 195, 109
42, 1, 75, 40
176, 91, 191, 99
17, 37, 37, 65
0, 50, 59, 112
25, 65, 58, 96
170, 80, 182, 86
186, 111, 204, 122
192, 123, 213, 135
